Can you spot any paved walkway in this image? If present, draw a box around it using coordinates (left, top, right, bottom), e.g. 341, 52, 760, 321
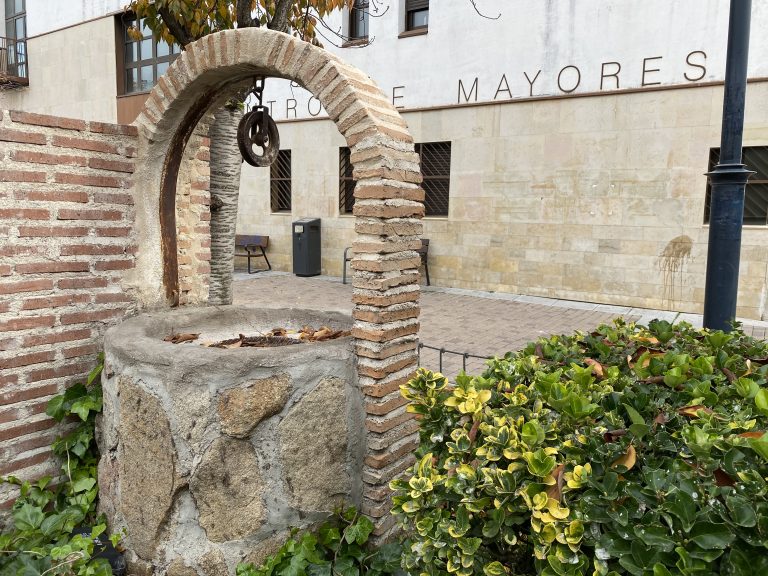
233, 272, 768, 377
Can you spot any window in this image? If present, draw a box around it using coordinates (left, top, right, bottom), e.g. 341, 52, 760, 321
121, 16, 179, 94
704, 147, 768, 225
417, 142, 451, 217
3, 0, 27, 80
405, 0, 428, 31
339, 147, 355, 214
271, 150, 292, 213
349, 0, 369, 40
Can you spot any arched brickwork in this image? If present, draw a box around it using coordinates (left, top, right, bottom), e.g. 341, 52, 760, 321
128, 27, 423, 536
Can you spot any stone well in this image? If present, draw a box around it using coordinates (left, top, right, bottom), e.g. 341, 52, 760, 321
97, 305, 363, 576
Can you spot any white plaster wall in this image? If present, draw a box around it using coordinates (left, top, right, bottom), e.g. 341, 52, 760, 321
26, 0, 124, 37
261, 0, 768, 120
0, 18, 118, 122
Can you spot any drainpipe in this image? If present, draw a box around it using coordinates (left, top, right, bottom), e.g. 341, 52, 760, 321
703, 0, 754, 331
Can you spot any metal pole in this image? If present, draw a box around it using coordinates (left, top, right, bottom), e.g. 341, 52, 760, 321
703, 0, 754, 331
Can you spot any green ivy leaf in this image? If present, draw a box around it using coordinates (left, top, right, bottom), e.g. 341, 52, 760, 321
344, 515, 373, 545
332, 556, 358, 576
13, 503, 45, 531
756, 389, 768, 416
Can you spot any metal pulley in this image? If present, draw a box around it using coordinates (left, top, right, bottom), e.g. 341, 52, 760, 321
238, 76, 280, 167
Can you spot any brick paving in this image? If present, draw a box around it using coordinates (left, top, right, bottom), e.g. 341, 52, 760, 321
233, 272, 630, 377
234, 271, 768, 378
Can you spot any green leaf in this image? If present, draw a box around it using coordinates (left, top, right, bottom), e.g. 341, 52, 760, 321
332, 556, 358, 576
755, 389, 768, 416
623, 403, 645, 426
634, 525, 675, 552
748, 433, 768, 461
664, 490, 696, 532
652, 564, 673, 576
521, 421, 545, 446
72, 477, 97, 493
688, 521, 735, 550
483, 561, 506, 576
13, 503, 45, 531
344, 515, 373, 545
725, 494, 757, 527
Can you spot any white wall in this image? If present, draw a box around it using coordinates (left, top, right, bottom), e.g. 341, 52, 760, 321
26, 0, 124, 37
260, 0, 768, 120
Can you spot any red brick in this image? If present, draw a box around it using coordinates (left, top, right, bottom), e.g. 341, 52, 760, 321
0, 170, 47, 183
0, 128, 47, 145
3, 433, 57, 458
0, 245, 42, 257
0, 265, 10, 276
10, 110, 86, 131
58, 208, 122, 221
199, 212, 211, 222
124, 146, 137, 158
191, 195, 209, 205
62, 343, 99, 359
18, 225, 88, 237
57, 277, 108, 289
88, 121, 138, 136
88, 157, 134, 173
94, 293, 132, 304
16, 261, 89, 274
14, 190, 89, 203
0, 302, 9, 313
51, 135, 119, 154
0, 351, 56, 369
93, 192, 134, 205
60, 244, 126, 256
0, 419, 56, 442
0, 407, 18, 425
95, 227, 131, 237
0, 382, 59, 407
94, 259, 134, 271
54, 173, 124, 188
0, 451, 54, 477
26, 362, 90, 383
0, 375, 18, 387
0, 279, 54, 295
23, 328, 91, 347
191, 180, 209, 191
11, 150, 87, 166
0, 208, 50, 220
22, 293, 91, 310
0, 316, 55, 332
60, 309, 124, 325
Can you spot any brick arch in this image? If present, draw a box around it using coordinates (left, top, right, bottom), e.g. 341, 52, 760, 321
128, 27, 423, 535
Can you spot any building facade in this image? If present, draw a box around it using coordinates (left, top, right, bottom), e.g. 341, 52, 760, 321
3, 0, 768, 318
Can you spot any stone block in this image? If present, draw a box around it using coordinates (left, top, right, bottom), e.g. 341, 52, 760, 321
217, 373, 292, 438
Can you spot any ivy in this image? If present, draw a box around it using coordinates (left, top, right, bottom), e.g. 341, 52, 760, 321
237, 508, 403, 576
392, 320, 768, 576
0, 356, 120, 576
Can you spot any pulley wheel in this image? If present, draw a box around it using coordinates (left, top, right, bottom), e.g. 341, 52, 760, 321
237, 109, 280, 167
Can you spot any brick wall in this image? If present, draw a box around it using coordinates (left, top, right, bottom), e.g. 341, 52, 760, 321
176, 123, 212, 306
0, 109, 209, 507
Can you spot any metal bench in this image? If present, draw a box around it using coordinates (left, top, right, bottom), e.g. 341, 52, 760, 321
343, 238, 430, 285
235, 234, 271, 274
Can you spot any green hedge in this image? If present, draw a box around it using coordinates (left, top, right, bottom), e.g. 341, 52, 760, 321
391, 320, 768, 576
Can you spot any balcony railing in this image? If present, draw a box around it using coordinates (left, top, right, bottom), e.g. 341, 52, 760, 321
0, 36, 28, 86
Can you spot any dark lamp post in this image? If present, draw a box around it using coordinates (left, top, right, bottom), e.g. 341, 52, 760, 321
703, 0, 753, 331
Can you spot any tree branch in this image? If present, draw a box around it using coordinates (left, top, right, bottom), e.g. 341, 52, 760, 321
467, 0, 501, 20
158, 7, 194, 46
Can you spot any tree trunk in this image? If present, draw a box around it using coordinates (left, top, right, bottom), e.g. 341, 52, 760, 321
207, 105, 243, 305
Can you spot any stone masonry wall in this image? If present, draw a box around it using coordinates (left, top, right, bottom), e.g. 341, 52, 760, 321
0, 110, 210, 507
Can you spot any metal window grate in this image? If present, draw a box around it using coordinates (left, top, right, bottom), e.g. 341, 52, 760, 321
339, 147, 355, 214
704, 146, 768, 225
417, 141, 451, 217
271, 150, 292, 213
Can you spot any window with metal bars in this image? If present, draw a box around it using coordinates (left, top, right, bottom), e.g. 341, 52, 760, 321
704, 147, 768, 225
417, 142, 451, 217
270, 150, 292, 213
339, 147, 355, 214
349, 0, 369, 40
405, 0, 428, 31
